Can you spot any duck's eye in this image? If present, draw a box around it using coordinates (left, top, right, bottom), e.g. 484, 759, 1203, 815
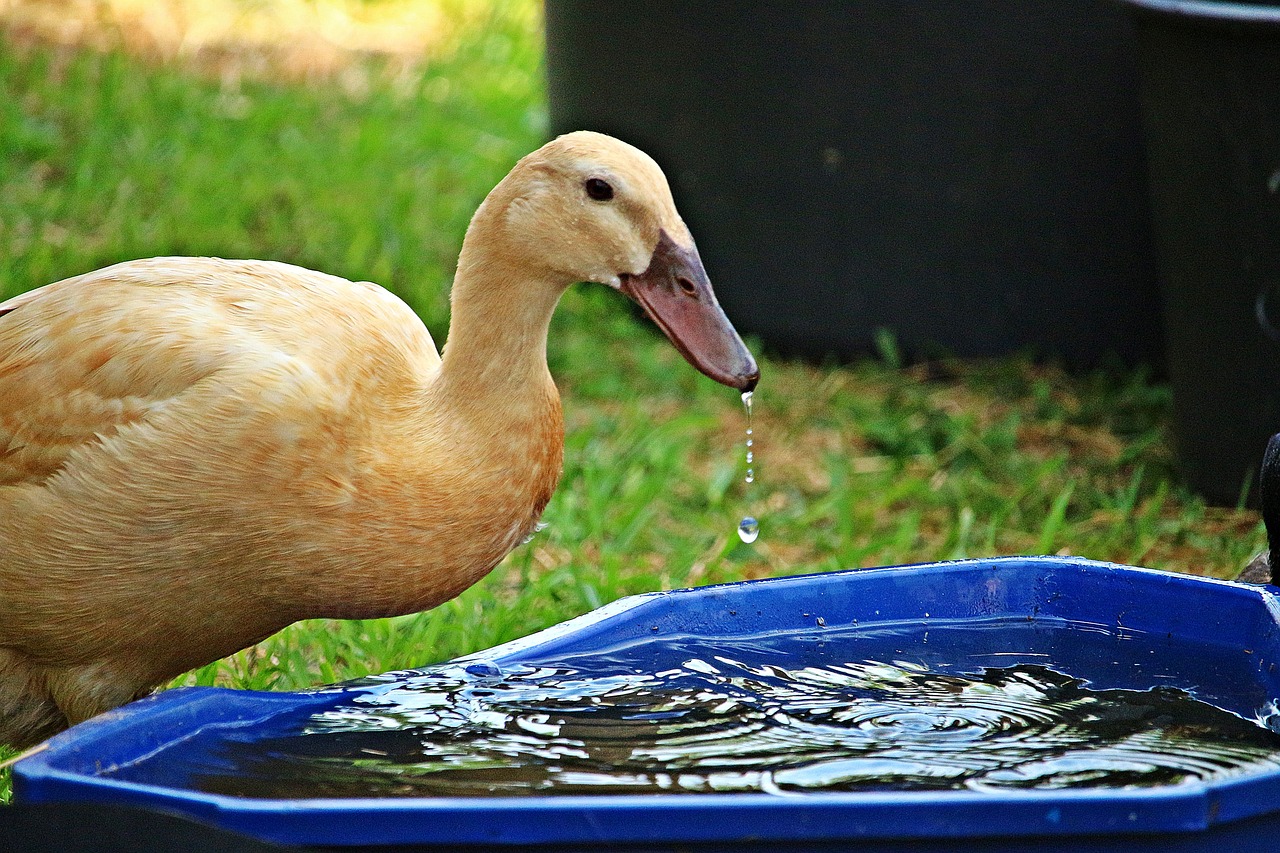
584, 177, 614, 202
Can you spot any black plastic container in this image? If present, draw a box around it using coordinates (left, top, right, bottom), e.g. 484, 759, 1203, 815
1123, 0, 1280, 504
545, 1, 1163, 368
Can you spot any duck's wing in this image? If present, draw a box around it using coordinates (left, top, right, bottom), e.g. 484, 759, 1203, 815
0, 257, 440, 488
0, 271, 215, 486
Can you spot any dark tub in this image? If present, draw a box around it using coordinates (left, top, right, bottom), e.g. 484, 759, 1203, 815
546, 2, 1163, 368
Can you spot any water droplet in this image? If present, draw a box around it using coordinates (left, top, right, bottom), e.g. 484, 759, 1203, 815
737, 391, 760, 543
464, 661, 502, 679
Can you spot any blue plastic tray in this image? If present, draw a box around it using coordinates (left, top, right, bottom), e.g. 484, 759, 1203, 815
15, 556, 1280, 851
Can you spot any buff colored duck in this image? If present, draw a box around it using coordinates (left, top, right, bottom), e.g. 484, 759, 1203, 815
0, 131, 758, 747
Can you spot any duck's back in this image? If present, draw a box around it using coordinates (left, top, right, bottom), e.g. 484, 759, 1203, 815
0, 257, 444, 684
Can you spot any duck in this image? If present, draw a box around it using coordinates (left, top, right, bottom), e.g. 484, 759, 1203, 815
0, 131, 759, 747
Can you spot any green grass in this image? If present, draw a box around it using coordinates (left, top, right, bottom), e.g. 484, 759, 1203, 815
0, 0, 1268, 798
0, 3, 544, 329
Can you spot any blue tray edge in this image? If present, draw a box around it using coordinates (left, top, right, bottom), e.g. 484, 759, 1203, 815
14, 556, 1280, 847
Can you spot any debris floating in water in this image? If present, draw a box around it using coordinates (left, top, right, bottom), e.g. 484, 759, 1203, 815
738, 516, 760, 544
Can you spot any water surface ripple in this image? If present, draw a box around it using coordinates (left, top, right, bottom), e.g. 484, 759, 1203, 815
191, 654, 1280, 798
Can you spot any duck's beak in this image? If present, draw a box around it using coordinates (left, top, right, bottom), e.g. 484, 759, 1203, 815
619, 230, 759, 391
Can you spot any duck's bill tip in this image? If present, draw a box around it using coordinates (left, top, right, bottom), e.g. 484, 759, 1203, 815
687, 347, 759, 392
619, 231, 759, 393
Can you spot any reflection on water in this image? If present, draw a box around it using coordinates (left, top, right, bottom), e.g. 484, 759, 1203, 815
188, 653, 1280, 799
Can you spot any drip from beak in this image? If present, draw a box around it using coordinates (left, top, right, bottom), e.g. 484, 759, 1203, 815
618, 230, 759, 391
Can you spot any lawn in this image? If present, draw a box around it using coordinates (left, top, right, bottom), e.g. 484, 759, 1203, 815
0, 0, 1265, 778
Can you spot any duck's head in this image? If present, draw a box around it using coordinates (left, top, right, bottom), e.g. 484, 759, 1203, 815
480, 130, 759, 392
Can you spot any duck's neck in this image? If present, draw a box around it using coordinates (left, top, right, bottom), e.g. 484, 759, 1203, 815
438, 238, 566, 408
337, 230, 567, 621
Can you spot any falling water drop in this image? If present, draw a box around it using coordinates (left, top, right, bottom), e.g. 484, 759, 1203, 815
738, 391, 759, 542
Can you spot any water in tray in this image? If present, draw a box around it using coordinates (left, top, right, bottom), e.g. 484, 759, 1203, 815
178, 620, 1280, 799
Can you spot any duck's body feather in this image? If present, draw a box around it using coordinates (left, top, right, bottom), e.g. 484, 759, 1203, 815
0, 257, 561, 737
0, 131, 754, 747
1, 257, 441, 487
